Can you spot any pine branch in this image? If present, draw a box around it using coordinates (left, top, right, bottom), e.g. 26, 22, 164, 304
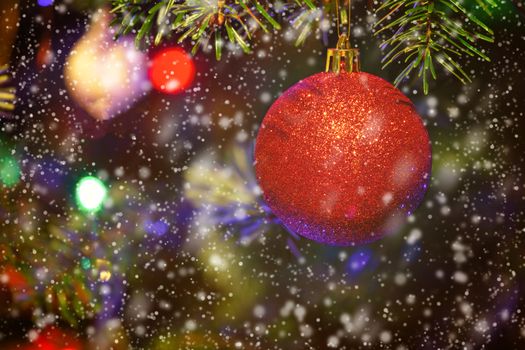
110, 0, 497, 93
111, 0, 287, 59
374, 0, 495, 94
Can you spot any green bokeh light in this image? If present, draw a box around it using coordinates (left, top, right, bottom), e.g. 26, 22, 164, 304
0, 156, 21, 187
75, 176, 107, 212
80, 257, 92, 270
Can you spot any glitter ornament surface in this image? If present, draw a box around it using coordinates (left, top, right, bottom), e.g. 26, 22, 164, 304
254, 72, 431, 245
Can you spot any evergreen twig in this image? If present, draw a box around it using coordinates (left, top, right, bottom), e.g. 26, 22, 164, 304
374, 0, 495, 94
110, 0, 496, 93
111, 0, 285, 59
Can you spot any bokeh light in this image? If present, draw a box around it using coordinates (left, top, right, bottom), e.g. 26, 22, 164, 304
75, 176, 107, 212
0, 155, 20, 187
37, 0, 54, 6
64, 10, 148, 120
148, 47, 195, 94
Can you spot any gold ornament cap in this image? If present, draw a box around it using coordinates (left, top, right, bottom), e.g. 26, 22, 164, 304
325, 34, 360, 74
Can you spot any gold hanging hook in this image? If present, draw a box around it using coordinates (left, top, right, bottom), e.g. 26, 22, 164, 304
326, 0, 360, 73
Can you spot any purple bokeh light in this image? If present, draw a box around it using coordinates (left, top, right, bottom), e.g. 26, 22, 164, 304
144, 219, 169, 236
347, 249, 372, 273
37, 0, 54, 6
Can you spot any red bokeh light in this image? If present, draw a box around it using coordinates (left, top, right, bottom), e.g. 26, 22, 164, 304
19, 327, 81, 350
148, 47, 195, 94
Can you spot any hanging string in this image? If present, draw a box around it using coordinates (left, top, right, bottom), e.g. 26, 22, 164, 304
335, 0, 341, 37
326, 0, 359, 72
334, 0, 352, 40
347, 0, 351, 39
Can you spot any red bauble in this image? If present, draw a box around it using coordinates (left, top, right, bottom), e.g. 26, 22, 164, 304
254, 72, 431, 245
149, 47, 195, 94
